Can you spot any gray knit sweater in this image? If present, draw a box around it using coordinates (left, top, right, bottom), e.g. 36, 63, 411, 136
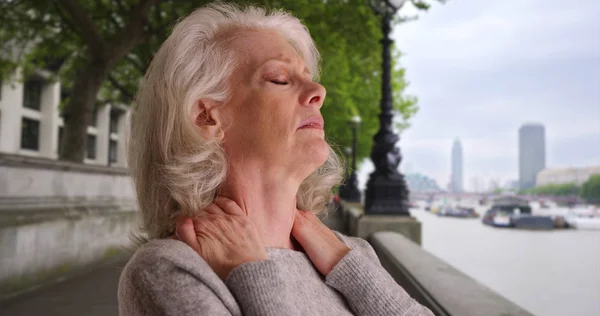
118, 233, 433, 316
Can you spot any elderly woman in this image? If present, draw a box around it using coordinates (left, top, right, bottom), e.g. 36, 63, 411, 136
118, 3, 433, 316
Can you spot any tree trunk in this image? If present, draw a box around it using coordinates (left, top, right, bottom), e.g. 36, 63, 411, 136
59, 57, 110, 162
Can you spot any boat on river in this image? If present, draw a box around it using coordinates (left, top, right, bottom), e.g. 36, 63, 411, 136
565, 217, 600, 230
436, 206, 479, 218
482, 196, 564, 230
564, 206, 600, 230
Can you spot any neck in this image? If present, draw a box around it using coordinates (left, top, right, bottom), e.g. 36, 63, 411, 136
220, 161, 301, 250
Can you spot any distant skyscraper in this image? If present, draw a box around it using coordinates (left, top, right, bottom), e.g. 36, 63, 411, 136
519, 124, 546, 190
451, 139, 463, 192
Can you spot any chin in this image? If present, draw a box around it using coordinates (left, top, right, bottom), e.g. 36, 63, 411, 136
303, 139, 330, 169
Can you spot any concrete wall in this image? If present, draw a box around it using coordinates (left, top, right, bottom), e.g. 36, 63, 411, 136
329, 200, 534, 316
370, 232, 534, 316
0, 154, 138, 298
0, 154, 135, 210
0, 211, 136, 297
339, 201, 422, 245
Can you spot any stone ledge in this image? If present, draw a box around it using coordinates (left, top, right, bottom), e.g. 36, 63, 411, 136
370, 232, 534, 316
0, 153, 129, 175
340, 201, 422, 245
0, 206, 137, 228
0, 196, 137, 212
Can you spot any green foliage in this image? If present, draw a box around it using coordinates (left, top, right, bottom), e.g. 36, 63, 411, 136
493, 188, 504, 194
581, 174, 600, 203
0, 0, 441, 163
521, 183, 581, 196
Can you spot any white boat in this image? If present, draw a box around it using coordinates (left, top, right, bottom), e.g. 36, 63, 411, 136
565, 217, 600, 230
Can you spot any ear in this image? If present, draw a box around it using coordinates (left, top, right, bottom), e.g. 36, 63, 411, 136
191, 99, 224, 140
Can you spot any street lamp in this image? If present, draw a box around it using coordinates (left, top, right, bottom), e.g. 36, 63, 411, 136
339, 116, 362, 202
365, 0, 411, 215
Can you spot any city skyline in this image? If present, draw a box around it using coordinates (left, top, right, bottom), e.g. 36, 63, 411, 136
386, 0, 600, 190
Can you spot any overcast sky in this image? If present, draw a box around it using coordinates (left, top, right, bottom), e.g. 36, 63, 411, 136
358, 0, 600, 191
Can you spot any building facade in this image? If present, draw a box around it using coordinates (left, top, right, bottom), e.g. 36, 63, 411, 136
451, 139, 463, 192
536, 166, 600, 186
519, 124, 546, 190
0, 69, 129, 167
405, 173, 442, 193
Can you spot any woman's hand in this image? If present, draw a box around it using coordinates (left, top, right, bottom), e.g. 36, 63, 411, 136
175, 196, 268, 280
291, 210, 350, 276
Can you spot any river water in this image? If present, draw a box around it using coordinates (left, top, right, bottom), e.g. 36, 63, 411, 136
411, 205, 600, 316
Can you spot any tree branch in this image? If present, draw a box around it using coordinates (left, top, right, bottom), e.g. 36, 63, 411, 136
54, 0, 104, 54
50, 1, 80, 37
107, 74, 134, 104
111, 0, 161, 60
126, 55, 147, 74
113, 0, 128, 14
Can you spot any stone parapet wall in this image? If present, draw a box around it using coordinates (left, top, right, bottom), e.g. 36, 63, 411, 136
370, 232, 534, 316
330, 200, 534, 316
0, 153, 134, 211
0, 153, 138, 299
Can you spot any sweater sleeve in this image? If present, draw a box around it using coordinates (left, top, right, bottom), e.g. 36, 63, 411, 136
225, 260, 299, 316
325, 238, 434, 316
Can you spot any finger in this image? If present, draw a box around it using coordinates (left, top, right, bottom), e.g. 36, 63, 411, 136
292, 210, 316, 241
295, 210, 328, 233
175, 217, 201, 253
298, 210, 324, 225
292, 210, 334, 245
214, 196, 246, 216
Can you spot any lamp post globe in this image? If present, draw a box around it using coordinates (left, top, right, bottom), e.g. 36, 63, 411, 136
364, 0, 411, 215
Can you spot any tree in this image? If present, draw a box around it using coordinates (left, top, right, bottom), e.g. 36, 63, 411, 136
581, 174, 600, 204
521, 183, 581, 196
0, 0, 442, 163
1, 0, 174, 162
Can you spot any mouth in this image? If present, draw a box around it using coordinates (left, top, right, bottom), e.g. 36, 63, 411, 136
298, 116, 325, 130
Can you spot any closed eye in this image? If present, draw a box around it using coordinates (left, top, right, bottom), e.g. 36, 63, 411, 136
270, 80, 289, 85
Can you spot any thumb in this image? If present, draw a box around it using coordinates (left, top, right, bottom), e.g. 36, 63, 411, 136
175, 217, 201, 253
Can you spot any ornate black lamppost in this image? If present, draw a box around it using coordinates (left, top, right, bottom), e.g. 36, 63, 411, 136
365, 0, 411, 215
339, 116, 362, 202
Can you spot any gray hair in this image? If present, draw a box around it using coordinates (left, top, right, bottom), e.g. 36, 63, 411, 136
127, 2, 344, 241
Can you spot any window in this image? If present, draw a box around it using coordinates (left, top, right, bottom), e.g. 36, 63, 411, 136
110, 110, 120, 134
59, 89, 70, 118
109, 140, 118, 164
88, 109, 98, 127
58, 127, 64, 155
86, 134, 96, 159
23, 80, 42, 110
21, 118, 40, 150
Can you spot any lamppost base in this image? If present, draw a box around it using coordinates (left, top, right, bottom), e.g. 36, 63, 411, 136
364, 172, 410, 215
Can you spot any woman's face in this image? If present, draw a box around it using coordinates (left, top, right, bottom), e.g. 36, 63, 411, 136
220, 30, 328, 180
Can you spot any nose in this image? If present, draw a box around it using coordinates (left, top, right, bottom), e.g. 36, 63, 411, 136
300, 81, 326, 109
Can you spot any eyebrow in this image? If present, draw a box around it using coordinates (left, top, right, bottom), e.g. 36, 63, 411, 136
262, 57, 311, 76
